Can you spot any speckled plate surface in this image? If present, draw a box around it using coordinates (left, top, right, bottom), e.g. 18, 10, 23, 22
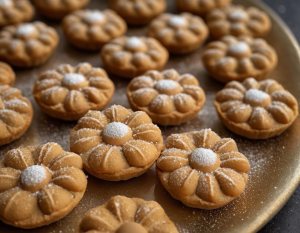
0, 0, 299, 232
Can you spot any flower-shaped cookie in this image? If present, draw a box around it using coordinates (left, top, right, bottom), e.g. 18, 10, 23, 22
0, 142, 87, 229
156, 129, 250, 209
0, 62, 14, 86
177, 0, 232, 17
33, 63, 115, 121
202, 35, 277, 83
101, 36, 168, 78
33, 0, 89, 19
214, 78, 299, 139
79, 195, 179, 233
0, 0, 34, 28
0, 85, 33, 146
62, 9, 127, 51
0, 21, 59, 67
127, 69, 206, 126
70, 105, 163, 181
109, 0, 166, 25
147, 13, 208, 54
206, 4, 271, 39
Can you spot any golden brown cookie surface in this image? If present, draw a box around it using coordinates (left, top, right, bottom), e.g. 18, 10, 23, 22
127, 69, 206, 126
70, 105, 163, 181
109, 0, 166, 25
202, 35, 277, 83
156, 129, 250, 209
0, 142, 87, 229
33, 0, 89, 19
214, 78, 298, 139
0, 0, 34, 27
101, 36, 169, 78
0, 21, 59, 67
0, 62, 14, 86
206, 4, 271, 39
0, 85, 33, 146
62, 9, 127, 51
147, 13, 208, 54
79, 195, 179, 233
33, 63, 114, 121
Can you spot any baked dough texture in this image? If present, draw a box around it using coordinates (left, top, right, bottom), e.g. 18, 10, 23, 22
177, 0, 232, 17
109, 0, 166, 25
147, 13, 208, 54
0, 62, 14, 86
214, 78, 298, 139
79, 195, 179, 233
33, 63, 115, 121
156, 129, 250, 209
70, 105, 163, 181
0, 85, 33, 146
127, 69, 206, 126
206, 4, 271, 39
0, 0, 34, 27
62, 9, 127, 51
101, 36, 169, 78
0, 21, 59, 67
0, 142, 87, 229
33, 0, 89, 19
202, 35, 277, 83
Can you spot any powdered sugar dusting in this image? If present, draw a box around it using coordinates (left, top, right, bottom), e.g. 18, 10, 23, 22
126, 37, 144, 49
155, 79, 180, 91
190, 148, 217, 167
16, 24, 36, 37
0, 0, 12, 7
61, 73, 86, 86
229, 9, 248, 21
103, 122, 130, 139
229, 42, 250, 54
84, 11, 105, 24
20, 165, 46, 187
245, 89, 270, 103
168, 16, 188, 28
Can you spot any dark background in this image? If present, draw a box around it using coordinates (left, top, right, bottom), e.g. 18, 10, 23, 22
259, 0, 300, 232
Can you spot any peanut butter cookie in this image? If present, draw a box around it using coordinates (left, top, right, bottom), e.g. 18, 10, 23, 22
62, 9, 127, 51
157, 129, 250, 209
33, 63, 114, 121
214, 78, 298, 139
0, 142, 87, 229
0, 62, 14, 86
147, 13, 208, 54
109, 0, 166, 25
70, 105, 163, 181
79, 195, 178, 233
0, 85, 33, 146
202, 35, 277, 83
127, 69, 206, 126
101, 36, 168, 78
0, 21, 59, 67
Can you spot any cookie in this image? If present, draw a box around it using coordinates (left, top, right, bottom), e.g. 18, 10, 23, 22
202, 35, 277, 83
79, 195, 178, 233
109, 0, 166, 25
62, 9, 127, 51
33, 63, 114, 121
70, 105, 163, 181
214, 78, 298, 139
177, 0, 232, 17
206, 4, 271, 39
156, 129, 250, 209
147, 13, 208, 54
0, 0, 34, 27
0, 62, 15, 86
0, 142, 87, 229
33, 0, 89, 20
101, 36, 168, 78
127, 69, 206, 126
0, 85, 33, 146
0, 21, 59, 67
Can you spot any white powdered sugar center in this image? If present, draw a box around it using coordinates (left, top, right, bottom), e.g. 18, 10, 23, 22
229, 9, 248, 21
245, 89, 269, 103
126, 37, 144, 49
190, 148, 217, 167
84, 11, 105, 24
168, 16, 188, 28
229, 42, 250, 54
0, 0, 12, 7
103, 122, 130, 139
155, 79, 180, 91
21, 165, 46, 186
61, 73, 86, 86
16, 24, 36, 37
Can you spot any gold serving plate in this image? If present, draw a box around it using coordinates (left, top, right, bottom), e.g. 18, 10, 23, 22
0, 0, 299, 232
